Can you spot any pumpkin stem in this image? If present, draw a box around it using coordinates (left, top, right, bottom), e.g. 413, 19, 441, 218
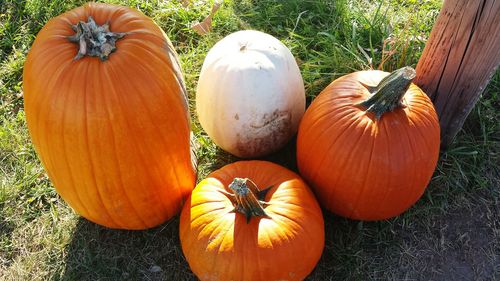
67, 16, 127, 61
359, 66, 416, 119
228, 178, 270, 223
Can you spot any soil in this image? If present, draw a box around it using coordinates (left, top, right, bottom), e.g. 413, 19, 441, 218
307, 189, 499, 281
402, 198, 498, 281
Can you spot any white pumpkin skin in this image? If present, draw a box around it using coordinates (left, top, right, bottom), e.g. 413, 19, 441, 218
196, 30, 305, 158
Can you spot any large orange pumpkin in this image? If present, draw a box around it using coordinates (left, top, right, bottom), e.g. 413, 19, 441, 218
297, 67, 440, 220
23, 3, 196, 229
180, 161, 324, 281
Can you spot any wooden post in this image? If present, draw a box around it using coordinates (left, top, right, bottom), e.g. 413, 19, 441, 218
415, 0, 500, 148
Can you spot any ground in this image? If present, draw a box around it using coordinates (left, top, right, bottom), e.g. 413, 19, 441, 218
0, 0, 498, 280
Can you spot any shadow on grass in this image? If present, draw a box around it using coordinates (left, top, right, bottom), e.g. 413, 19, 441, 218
231, 0, 352, 41
58, 217, 195, 281
0, 211, 15, 239
258, 135, 298, 172
196, 134, 299, 178
56, 179, 497, 281
0, 215, 16, 266
308, 212, 404, 280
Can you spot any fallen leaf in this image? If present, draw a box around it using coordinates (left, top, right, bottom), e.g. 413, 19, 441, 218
191, 0, 222, 35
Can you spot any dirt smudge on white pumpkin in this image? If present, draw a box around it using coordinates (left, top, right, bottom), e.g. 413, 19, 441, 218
236, 110, 292, 158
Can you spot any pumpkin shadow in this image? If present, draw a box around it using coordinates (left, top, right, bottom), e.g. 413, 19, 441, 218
257, 135, 298, 172
201, 134, 299, 174
306, 212, 402, 280
58, 217, 195, 281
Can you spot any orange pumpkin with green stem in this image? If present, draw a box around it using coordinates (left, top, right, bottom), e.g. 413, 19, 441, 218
297, 67, 440, 220
23, 3, 195, 229
180, 161, 324, 281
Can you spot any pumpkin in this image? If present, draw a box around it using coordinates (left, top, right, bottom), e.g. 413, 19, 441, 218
23, 3, 196, 229
196, 30, 306, 158
296, 67, 440, 220
179, 161, 324, 281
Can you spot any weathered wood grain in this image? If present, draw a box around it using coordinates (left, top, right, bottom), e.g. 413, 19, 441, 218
415, 0, 500, 147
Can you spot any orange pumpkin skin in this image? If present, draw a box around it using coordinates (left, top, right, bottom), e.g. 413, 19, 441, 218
23, 3, 196, 229
179, 161, 324, 281
297, 70, 440, 220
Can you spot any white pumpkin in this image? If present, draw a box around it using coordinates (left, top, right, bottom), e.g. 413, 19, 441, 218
196, 30, 306, 158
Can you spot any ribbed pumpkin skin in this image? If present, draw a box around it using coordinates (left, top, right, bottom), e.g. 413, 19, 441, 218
297, 70, 440, 220
23, 3, 196, 229
180, 161, 324, 281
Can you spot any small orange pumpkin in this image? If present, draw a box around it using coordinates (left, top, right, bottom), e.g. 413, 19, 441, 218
297, 67, 440, 220
23, 3, 196, 229
179, 161, 324, 281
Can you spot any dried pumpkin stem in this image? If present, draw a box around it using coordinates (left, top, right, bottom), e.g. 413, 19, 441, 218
228, 178, 269, 223
67, 16, 126, 61
359, 66, 416, 119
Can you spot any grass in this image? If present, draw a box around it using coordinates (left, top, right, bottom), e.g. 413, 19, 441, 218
1, 0, 498, 280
